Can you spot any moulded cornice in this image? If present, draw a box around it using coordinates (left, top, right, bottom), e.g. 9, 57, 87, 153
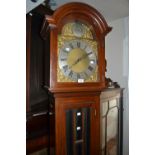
41, 2, 112, 39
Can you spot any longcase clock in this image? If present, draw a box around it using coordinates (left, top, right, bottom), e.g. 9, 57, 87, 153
41, 2, 112, 155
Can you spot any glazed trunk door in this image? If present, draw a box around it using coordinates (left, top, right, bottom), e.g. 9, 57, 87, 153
55, 96, 100, 155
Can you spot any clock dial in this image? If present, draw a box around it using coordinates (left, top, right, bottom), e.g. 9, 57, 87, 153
72, 22, 84, 37
58, 39, 97, 81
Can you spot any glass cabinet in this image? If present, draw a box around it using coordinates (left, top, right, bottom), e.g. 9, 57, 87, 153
100, 88, 123, 155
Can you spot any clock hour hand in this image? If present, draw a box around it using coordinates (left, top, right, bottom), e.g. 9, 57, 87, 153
69, 52, 92, 69
69, 57, 81, 69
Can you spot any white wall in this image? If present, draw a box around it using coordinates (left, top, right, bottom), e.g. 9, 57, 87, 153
105, 16, 129, 155
26, 0, 45, 13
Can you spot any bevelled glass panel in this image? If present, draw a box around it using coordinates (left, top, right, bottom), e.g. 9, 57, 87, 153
109, 99, 117, 108
100, 117, 106, 155
107, 107, 118, 155
100, 101, 108, 116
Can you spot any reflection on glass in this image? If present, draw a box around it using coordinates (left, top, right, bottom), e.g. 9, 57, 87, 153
100, 101, 108, 116
101, 118, 105, 151
100, 99, 119, 155
109, 99, 117, 108
29, 148, 48, 155
107, 107, 118, 155
66, 108, 90, 155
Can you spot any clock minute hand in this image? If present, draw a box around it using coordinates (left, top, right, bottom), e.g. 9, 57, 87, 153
69, 52, 93, 69
69, 57, 81, 69
82, 52, 92, 59
76, 52, 93, 63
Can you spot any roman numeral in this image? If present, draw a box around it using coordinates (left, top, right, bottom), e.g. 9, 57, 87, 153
77, 73, 80, 79
77, 41, 80, 48
88, 65, 93, 71
87, 52, 93, 56
84, 72, 88, 78
68, 71, 73, 77
63, 65, 68, 72
60, 58, 67, 61
83, 45, 87, 50
69, 43, 74, 49
62, 49, 69, 53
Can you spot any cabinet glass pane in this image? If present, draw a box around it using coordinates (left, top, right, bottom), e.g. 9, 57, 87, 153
107, 107, 118, 155
109, 99, 117, 108
100, 101, 108, 116
100, 98, 120, 155
66, 107, 90, 155
101, 118, 106, 153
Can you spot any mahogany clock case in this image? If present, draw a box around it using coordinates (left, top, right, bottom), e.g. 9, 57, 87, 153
39, 2, 112, 155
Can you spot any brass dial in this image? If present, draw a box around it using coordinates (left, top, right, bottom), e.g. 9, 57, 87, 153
58, 39, 97, 82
